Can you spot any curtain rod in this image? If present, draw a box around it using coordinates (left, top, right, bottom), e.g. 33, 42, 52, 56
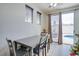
49, 7, 79, 14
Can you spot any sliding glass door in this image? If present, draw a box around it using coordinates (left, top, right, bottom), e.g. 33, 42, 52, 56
51, 14, 59, 42
62, 12, 74, 44
50, 12, 74, 45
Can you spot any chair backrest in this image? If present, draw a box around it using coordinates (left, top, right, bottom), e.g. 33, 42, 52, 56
39, 34, 48, 48
6, 38, 15, 56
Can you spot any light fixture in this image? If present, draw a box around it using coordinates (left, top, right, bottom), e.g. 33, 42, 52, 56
53, 3, 57, 7
49, 3, 57, 8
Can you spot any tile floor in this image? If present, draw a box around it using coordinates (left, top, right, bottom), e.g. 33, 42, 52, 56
47, 42, 71, 56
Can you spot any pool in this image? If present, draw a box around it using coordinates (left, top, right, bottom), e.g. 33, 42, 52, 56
64, 35, 73, 39
63, 34, 74, 44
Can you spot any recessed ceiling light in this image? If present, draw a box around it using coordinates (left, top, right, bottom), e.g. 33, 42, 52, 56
49, 3, 57, 8
53, 3, 57, 7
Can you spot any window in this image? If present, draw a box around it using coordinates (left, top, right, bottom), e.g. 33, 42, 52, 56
36, 11, 41, 25
62, 13, 74, 25
25, 5, 33, 23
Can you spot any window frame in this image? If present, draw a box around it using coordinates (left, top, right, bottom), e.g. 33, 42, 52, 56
37, 11, 41, 25
62, 12, 74, 25
25, 5, 33, 23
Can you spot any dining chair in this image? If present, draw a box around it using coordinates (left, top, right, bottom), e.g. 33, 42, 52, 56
41, 33, 51, 53
6, 38, 30, 56
6, 39, 15, 56
33, 35, 48, 56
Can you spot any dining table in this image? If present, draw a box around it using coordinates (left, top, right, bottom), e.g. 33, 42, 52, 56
7, 35, 42, 56
14, 35, 41, 56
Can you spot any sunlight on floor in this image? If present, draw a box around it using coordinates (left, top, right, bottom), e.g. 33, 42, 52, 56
47, 43, 71, 56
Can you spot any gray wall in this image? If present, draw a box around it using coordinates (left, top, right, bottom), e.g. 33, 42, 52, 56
0, 3, 45, 55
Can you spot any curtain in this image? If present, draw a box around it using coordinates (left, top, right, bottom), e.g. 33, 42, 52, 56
48, 14, 52, 43
58, 12, 62, 44
48, 12, 62, 44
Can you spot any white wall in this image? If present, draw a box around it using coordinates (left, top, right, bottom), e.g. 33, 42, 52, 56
41, 13, 48, 32
0, 3, 46, 55
26, 4, 48, 32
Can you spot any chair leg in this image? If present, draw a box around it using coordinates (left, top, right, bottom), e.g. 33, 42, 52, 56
38, 54, 39, 56
38, 53, 39, 56
42, 49, 44, 56
29, 48, 32, 56
38, 49, 40, 56
47, 39, 50, 52
47, 45, 48, 52
33, 53, 36, 56
45, 47, 46, 56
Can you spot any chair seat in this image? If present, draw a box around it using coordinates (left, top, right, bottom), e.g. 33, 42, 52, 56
33, 47, 39, 54
33, 45, 46, 54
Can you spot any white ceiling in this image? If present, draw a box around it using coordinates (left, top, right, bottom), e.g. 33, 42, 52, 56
31, 3, 79, 14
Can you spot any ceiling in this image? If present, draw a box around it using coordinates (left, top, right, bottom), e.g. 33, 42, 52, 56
31, 3, 79, 14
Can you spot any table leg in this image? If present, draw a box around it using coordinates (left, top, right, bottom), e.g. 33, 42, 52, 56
29, 48, 32, 56
15, 42, 17, 50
